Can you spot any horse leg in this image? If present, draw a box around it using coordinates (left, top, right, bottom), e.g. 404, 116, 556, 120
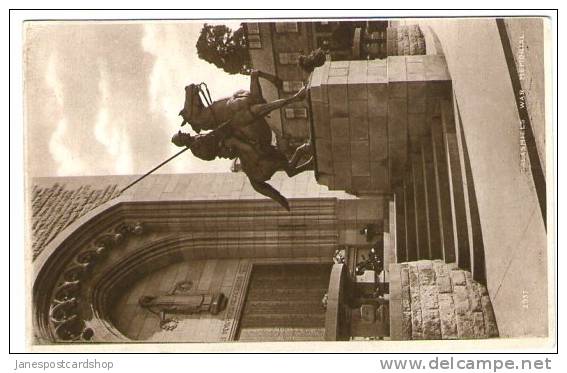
256, 70, 283, 90
249, 85, 307, 118
249, 70, 266, 104
285, 156, 314, 177
246, 68, 283, 90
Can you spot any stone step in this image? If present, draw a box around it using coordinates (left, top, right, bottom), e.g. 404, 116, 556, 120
440, 99, 471, 271
421, 136, 443, 260
430, 115, 456, 263
453, 97, 487, 284
394, 186, 407, 262
403, 169, 418, 261
411, 153, 429, 259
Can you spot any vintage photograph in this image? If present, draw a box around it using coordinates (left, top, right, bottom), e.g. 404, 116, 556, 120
24, 17, 551, 347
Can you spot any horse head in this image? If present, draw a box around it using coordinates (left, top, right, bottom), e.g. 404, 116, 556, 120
179, 84, 205, 133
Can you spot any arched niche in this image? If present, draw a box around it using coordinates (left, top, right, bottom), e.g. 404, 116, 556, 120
32, 196, 340, 344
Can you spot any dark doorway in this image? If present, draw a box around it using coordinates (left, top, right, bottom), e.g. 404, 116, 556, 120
237, 263, 332, 341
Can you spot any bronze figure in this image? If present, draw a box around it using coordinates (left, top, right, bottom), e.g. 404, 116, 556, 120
172, 70, 313, 211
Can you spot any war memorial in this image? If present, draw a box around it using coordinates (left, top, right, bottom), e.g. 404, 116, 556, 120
28, 19, 549, 345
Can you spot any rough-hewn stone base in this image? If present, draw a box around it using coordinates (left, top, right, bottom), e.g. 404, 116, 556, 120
387, 25, 426, 56
390, 260, 498, 340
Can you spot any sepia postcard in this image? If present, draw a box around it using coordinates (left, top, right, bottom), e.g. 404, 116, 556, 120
22, 15, 554, 352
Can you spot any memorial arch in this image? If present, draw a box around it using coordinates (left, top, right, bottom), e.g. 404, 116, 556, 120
32, 193, 350, 343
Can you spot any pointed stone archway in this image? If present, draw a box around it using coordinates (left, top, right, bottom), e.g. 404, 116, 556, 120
32, 196, 342, 344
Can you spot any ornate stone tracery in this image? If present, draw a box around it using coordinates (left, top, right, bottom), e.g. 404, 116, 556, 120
46, 222, 145, 342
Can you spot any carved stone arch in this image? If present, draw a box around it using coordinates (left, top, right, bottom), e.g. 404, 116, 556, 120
33, 197, 341, 344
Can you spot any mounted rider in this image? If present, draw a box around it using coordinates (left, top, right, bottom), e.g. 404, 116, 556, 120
169, 69, 314, 211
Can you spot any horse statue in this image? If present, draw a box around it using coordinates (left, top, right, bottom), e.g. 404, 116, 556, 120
179, 69, 306, 141
172, 121, 313, 211
173, 69, 313, 211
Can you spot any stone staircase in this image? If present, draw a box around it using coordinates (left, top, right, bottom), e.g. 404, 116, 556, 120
308, 55, 496, 340
382, 92, 500, 340
383, 92, 499, 340
385, 93, 486, 285
309, 55, 486, 283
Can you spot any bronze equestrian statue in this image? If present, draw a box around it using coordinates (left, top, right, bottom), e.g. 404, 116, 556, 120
173, 69, 314, 211
171, 122, 312, 211
179, 69, 306, 140
120, 58, 326, 202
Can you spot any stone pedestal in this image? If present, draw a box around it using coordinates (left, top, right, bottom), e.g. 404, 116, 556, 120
309, 55, 451, 195
389, 260, 499, 340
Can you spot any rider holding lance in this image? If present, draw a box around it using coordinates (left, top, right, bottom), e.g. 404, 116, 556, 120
123, 68, 317, 211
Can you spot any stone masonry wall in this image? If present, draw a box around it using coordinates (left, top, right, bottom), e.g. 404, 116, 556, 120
31, 172, 359, 260
389, 260, 498, 340
31, 182, 120, 258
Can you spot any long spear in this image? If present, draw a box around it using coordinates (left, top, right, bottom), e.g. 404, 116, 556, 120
119, 146, 190, 194
119, 110, 237, 195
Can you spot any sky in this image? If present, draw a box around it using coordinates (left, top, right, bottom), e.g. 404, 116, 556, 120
24, 21, 248, 177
